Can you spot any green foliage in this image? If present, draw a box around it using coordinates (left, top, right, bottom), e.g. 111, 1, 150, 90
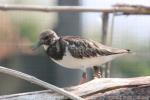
19, 20, 38, 42
112, 57, 150, 77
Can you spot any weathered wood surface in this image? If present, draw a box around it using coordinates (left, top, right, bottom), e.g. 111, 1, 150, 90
0, 4, 150, 14
0, 76, 150, 100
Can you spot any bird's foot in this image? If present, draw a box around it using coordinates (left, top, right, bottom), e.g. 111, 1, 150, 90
93, 66, 102, 79
79, 72, 87, 84
93, 72, 102, 79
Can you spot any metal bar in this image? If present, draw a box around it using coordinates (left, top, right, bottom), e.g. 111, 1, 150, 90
0, 4, 150, 14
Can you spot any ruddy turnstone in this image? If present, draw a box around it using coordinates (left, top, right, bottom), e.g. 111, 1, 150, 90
34, 29, 131, 84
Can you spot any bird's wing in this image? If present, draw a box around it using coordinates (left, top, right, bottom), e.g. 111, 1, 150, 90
63, 36, 129, 58
62, 36, 130, 59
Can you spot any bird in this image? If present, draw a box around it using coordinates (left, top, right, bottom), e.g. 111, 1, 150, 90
34, 29, 131, 84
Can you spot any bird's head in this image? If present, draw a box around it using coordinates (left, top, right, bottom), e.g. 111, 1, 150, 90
33, 30, 59, 50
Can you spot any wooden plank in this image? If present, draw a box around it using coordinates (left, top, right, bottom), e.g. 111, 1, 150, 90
1, 76, 150, 100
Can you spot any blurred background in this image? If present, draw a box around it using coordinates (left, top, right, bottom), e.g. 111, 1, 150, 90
0, 0, 150, 96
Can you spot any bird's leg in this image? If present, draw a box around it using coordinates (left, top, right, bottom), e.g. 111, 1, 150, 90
79, 72, 87, 84
101, 65, 105, 77
105, 63, 111, 78
93, 66, 102, 79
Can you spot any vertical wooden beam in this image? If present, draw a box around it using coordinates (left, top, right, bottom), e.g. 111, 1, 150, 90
101, 13, 111, 78
101, 13, 109, 44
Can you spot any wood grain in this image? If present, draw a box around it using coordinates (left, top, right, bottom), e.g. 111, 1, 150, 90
0, 76, 150, 100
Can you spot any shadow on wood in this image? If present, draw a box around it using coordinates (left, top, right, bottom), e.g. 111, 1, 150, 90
0, 76, 150, 100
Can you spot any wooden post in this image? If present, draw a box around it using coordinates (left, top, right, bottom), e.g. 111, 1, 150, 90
101, 13, 109, 44
101, 13, 112, 78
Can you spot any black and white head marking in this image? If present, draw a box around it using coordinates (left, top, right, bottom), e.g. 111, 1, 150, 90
40, 30, 59, 45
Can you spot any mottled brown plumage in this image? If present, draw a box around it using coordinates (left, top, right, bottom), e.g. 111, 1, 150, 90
34, 29, 131, 84
62, 36, 129, 59
35, 29, 130, 62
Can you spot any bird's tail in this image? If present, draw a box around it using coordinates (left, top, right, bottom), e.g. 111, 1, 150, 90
125, 49, 136, 55
126, 49, 131, 53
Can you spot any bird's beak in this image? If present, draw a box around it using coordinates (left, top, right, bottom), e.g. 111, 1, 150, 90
32, 39, 44, 50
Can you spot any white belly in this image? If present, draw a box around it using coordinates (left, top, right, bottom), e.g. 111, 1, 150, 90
43, 45, 126, 70
50, 50, 125, 70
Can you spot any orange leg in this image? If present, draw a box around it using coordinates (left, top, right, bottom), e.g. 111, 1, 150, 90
79, 72, 87, 84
